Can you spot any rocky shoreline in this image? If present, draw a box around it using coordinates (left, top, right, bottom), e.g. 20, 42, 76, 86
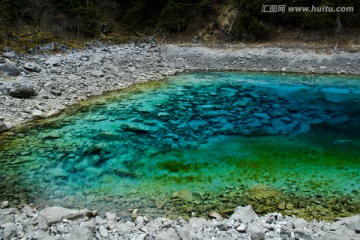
1, 43, 360, 239
0, 43, 360, 131
1, 201, 359, 240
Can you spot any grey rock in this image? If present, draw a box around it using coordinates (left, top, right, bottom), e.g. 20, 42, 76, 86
248, 223, 266, 240
135, 216, 145, 228
294, 228, 314, 240
90, 70, 105, 77
116, 221, 134, 235
189, 217, 211, 229
0, 58, 20, 76
2, 51, 17, 59
293, 218, 308, 229
236, 223, 247, 233
24, 62, 41, 72
105, 212, 117, 221
0, 122, 12, 132
0, 208, 18, 225
36, 216, 49, 231
2, 222, 17, 240
0, 201, 9, 209
69, 225, 93, 240
39, 207, 90, 225
175, 223, 195, 240
45, 56, 61, 66
155, 232, 173, 240
99, 225, 108, 237
230, 205, 259, 223
31, 110, 44, 120
8, 84, 38, 98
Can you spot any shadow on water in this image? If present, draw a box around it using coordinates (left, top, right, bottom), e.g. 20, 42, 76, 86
0, 72, 359, 220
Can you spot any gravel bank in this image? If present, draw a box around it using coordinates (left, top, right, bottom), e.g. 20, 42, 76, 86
1, 202, 359, 240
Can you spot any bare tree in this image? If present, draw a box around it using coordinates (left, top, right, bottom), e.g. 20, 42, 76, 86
27, 0, 48, 28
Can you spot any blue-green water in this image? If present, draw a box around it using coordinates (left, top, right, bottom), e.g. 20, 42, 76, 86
1, 72, 360, 220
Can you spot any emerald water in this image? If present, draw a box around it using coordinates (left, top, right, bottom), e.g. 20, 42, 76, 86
1, 72, 360, 220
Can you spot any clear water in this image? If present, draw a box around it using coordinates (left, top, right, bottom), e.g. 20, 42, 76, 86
1, 72, 359, 220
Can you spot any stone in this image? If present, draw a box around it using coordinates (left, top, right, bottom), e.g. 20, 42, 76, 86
39, 207, 90, 225
155, 232, 173, 240
32, 110, 44, 120
208, 211, 223, 220
69, 225, 93, 240
37, 216, 49, 231
0, 208, 18, 225
2, 222, 17, 240
116, 221, 134, 235
294, 229, 314, 240
135, 216, 145, 228
172, 189, 193, 202
246, 119, 262, 128
230, 205, 259, 223
45, 56, 61, 66
0, 58, 20, 76
99, 225, 108, 237
189, 217, 211, 229
0, 201, 9, 209
131, 209, 138, 220
237, 223, 247, 233
0, 122, 12, 132
2, 51, 17, 59
8, 84, 38, 98
247, 223, 266, 240
23, 62, 41, 72
90, 70, 105, 77
285, 203, 294, 210
175, 223, 195, 240
278, 202, 286, 210
105, 212, 117, 221
120, 123, 155, 133
293, 218, 308, 229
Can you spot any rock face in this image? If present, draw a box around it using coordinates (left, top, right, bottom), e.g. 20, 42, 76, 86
8, 84, 38, 98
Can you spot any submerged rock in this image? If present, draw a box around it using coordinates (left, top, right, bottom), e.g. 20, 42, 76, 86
120, 123, 155, 133
172, 189, 193, 202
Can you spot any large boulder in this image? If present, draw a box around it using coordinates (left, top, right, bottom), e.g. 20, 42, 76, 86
23, 62, 41, 72
8, 84, 38, 98
39, 207, 91, 225
230, 205, 259, 223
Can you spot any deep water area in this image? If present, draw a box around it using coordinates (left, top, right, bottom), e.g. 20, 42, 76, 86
1, 72, 359, 221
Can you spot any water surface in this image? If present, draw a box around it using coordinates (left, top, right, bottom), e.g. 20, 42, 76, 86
1, 72, 359, 220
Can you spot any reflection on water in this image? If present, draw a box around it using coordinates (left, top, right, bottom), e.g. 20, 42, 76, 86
0, 72, 359, 220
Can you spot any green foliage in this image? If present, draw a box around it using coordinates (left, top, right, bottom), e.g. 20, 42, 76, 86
0, 0, 359, 41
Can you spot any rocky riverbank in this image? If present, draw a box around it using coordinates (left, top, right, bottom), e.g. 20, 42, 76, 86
0, 43, 360, 131
1, 201, 359, 240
